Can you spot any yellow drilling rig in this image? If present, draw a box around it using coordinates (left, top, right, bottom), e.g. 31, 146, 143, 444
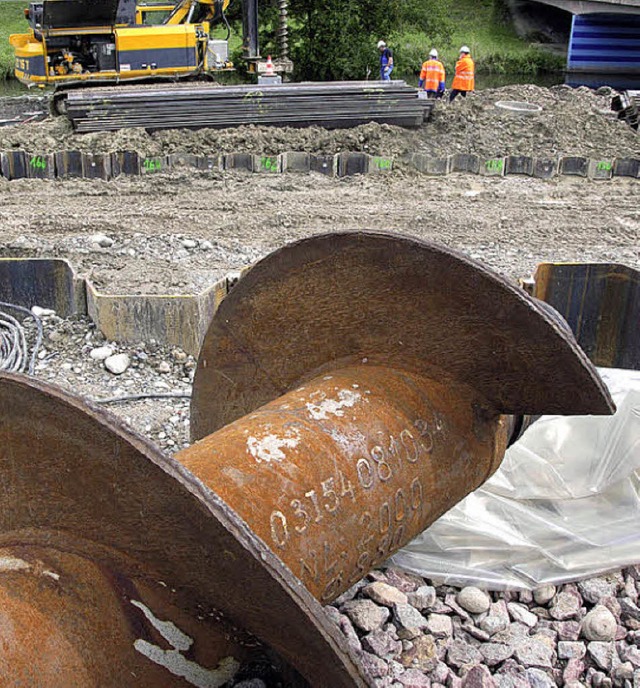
9, 0, 287, 87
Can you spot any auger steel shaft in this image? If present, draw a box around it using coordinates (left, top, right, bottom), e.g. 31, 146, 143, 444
178, 365, 509, 603
277, 0, 288, 59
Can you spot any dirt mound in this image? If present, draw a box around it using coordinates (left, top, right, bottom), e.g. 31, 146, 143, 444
422, 84, 639, 159
0, 84, 636, 159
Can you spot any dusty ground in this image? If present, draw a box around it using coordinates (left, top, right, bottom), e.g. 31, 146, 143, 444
0, 171, 638, 294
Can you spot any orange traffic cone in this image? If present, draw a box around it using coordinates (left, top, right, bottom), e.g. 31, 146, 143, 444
265, 55, 275, 76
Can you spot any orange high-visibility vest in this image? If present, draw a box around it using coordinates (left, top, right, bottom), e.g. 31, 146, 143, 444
419, 59, 446, 91
452, 55, 475, 91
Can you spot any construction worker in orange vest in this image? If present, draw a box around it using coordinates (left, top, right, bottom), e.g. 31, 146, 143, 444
450, 46, 475, 102
418, 49, 446, 99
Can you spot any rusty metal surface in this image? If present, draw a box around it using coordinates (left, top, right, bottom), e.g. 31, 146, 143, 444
0, 233, 617, 688
179, 364, 509, 602
534, 262, 640, 370
191, 232, 613, 444
0, 372, 368, 687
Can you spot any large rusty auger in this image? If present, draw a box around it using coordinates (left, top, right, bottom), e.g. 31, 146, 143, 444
0, 232, 613, 687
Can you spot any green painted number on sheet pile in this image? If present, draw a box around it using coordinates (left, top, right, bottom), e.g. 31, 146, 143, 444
374, 157, 392, 171
261, 156, 278, 172
485, 159, 504, 172
30, 156, 47, 170
597, 161, 612, 171
143, 158, 162, 172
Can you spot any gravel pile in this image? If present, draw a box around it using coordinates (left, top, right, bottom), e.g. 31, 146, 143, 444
329, 567, 640, 687
23, 311, 194, 453
13, 308, 640, 687
0, 84, 637, 159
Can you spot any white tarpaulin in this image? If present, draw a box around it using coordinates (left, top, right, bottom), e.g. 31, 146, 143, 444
391, 367, 640, 590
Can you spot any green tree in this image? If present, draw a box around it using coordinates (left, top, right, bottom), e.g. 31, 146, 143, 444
287, 0, 397, 80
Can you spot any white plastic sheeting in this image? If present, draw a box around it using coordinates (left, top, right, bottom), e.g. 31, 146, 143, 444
391, 367, 640, 591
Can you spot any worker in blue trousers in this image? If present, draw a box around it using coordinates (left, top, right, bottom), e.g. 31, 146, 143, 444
377, 40, 394, 81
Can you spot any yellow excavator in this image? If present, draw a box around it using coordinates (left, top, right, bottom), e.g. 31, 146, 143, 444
9, 0, 266, 87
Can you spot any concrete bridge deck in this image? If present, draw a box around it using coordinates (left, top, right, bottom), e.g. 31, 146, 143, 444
535, 0, 640, 15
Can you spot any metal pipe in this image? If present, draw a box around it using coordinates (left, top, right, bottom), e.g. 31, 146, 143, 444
241, 0, 259, 61
177, 364, 509, 602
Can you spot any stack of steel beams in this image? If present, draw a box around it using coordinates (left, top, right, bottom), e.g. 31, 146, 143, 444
64, 81, 432, 132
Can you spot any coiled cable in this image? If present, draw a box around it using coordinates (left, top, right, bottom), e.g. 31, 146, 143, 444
0, 302, 43, 375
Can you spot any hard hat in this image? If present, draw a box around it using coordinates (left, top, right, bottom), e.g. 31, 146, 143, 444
460, 45, 470, 53
429, 49, 438, 58
377, 40, 386, 49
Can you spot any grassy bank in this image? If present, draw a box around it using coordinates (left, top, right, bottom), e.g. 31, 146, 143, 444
391, 0, 564, 79
1, 1, 28, 80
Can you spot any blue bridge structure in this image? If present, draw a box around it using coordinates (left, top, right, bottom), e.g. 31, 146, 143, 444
534, 0, 640, 78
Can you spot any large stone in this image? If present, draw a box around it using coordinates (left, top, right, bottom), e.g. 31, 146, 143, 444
365, 582, 409, 607
463, 624, 490, 643
409, 586, 437, 611
558, 641, 586, 660
457, 587, 491, 615
90, 345, 114, 361
400, 634, 438, 672
514, 637, 554, 668
362, 629, 403, 660
494, 660, 530, 688
429, 661, 450, 684
462, 665, 495, 688
533, 586, 556, 606
550, 591, 581, 620
358, 650, 390, 678
480, 614, 510, 636
562, 658, 585, 683
427, 614, 454, 638
385, 567, 424, 593
343, 599, 390, 632
587, 641, 616, 671
582, 605, 618, 642
447, 639, 483, 668
554, 620, 581, 641
104, 353, 130, 375
398, 668, 432, 687
479, 642, 513, 666
394, 603, 428, 637
525, 669, 555, 688
492, 623, 530, 647
624, 645, 640, 668
621, 599, 640, 622
614, 662, 635, 681
579, 577, 620, 605
507, 603, 538, 629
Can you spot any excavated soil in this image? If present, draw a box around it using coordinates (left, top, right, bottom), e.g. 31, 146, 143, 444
0, 84, 638, 159
0, 83, 637, 295
0, 171, 638, 295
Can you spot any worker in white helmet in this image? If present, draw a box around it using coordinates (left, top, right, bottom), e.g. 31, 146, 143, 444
450, 45, 475, 102
377, 40, 394, 81
418, 48, 446, 99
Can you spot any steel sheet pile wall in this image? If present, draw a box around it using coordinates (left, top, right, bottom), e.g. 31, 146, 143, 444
65, 81, 431, 132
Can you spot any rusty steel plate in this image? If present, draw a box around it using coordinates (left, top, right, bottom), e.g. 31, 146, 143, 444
192, 231, 614, 441
0, 372, 368, 687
